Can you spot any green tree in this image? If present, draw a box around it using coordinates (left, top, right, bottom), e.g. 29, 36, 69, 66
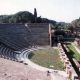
34, 8, 37, 23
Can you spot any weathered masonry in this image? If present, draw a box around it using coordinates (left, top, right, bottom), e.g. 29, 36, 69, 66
0, 23, 52, 50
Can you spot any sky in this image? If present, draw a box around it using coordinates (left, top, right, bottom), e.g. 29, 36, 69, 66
0, 0, 80, 22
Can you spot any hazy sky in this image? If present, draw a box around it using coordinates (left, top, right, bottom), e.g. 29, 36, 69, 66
0, 0, 80, 22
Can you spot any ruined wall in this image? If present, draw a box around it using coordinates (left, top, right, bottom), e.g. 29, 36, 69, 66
26, 23, 50, 46
0, 23, 50, 50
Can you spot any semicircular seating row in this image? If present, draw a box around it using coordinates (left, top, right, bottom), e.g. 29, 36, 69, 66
0, 43, 45, 63
0, 44, 20, 61
17, 47, 45, 63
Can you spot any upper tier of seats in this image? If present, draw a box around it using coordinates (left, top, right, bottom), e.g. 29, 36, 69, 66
0, 24, 32, 50
0, 23, 49, 51
0, 43, 19, 61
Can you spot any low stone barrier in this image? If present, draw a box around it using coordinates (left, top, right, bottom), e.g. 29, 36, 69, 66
58, 43, 78, 80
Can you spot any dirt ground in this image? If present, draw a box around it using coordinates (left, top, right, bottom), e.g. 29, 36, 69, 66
0, 58, 50, 80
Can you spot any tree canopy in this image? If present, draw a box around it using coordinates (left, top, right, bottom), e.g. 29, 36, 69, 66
0, 11, 57, 24
0, 10, 69, 28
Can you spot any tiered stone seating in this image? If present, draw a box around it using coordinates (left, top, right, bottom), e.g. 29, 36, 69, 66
0, 24, 33, 50
0, 43, 19, 61
16, 47, 43, 64
0, 38, 22, 50
0, 23, 49, 51
25, 23, 50, 46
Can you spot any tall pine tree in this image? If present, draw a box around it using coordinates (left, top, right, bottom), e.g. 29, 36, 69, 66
34, 8, 37, 23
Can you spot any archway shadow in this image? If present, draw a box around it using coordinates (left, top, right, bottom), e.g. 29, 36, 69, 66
28, 52, 35, 59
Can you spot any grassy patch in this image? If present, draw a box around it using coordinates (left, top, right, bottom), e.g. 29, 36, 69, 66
67, 44, 80, 61
28, 48, 64, 70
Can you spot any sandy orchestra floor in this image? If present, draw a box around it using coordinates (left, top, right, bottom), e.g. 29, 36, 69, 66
0, 58, 50, 80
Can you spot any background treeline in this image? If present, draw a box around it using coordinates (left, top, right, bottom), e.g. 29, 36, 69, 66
0, 10, 80, 28
0, 11, 56, 24
71, 18, 80, 28
0, 11, 67, 27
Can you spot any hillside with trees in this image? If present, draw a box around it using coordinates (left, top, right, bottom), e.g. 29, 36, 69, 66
71, 18, 80, 28
0, 9, 69, 28
0, 11, 35, 23
0, 9, 80, 30
0, 11, 56, 25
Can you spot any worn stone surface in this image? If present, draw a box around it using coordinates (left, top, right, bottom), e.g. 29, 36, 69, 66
0, 58, 50, 80
0, 23, 49, 50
